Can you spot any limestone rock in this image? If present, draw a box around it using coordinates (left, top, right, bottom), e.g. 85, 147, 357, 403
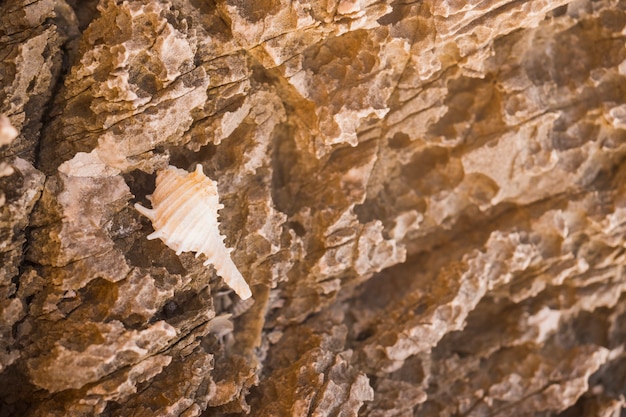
2, 0, 626, 416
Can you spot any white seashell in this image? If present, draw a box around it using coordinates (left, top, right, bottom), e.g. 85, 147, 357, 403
135, 164, 252, 300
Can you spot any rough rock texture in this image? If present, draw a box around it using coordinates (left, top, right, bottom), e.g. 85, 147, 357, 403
1, 0, 626, 416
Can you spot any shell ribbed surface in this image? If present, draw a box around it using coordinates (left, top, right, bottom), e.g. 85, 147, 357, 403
135, 164, 252, 300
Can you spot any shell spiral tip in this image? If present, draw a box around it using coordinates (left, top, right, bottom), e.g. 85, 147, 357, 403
238, 285, 252, 300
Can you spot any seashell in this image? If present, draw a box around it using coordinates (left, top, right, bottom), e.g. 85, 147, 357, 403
135, 164, 252, 300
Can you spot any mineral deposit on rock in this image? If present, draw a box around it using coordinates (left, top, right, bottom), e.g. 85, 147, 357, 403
1, 0, 626, 416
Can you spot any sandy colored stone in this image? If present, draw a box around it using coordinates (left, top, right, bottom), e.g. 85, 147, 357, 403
25, 320, 177, 392
2, 0, 626, 416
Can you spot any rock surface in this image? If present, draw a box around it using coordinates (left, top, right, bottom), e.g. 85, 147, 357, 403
1, 0, 626, 416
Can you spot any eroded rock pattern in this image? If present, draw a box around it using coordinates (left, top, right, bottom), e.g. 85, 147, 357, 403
1, 0, 626, 416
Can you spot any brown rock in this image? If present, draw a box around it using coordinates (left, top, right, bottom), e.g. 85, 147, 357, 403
2, 0, 626, 416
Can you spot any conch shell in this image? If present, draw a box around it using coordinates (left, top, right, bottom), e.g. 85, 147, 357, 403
135, 164, 252, 300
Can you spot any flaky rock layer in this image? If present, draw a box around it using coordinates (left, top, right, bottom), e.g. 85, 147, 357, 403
1, 0, 626, 416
